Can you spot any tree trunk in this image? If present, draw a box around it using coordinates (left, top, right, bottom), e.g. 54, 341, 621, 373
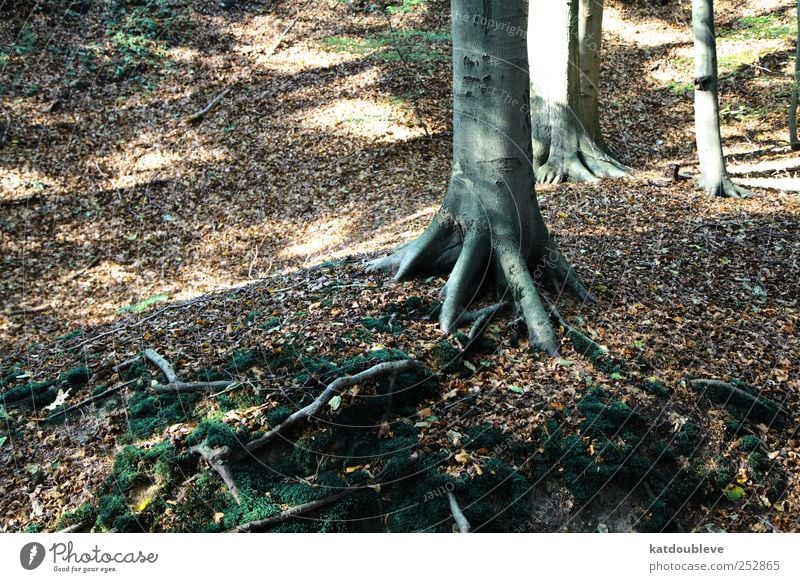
790, 0, 799, 150
369, 0, 591, 355
528, 0, 626, 183
692, 0, 750, 197
578, 0, 604, 147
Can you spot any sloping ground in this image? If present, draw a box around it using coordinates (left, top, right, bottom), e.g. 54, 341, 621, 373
1, 0, 799, 532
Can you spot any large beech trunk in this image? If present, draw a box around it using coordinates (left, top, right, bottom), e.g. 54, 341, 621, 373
692, 0, 750, 197
369, 0, 591, 355
527, 0, 626, 183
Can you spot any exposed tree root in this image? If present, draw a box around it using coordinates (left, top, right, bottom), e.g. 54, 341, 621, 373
699, 175, 752, 198
229, 488, 361, 533
143, 349, 179, 384
199, 360, 425, 472
368, 218, 593, 356
447, 491, 471, 533
535, 145, 629, 185
687, 378, 786, 425
190, 442, 242, 504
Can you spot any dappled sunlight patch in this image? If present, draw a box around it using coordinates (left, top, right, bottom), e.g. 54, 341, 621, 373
301, 98, 423, 141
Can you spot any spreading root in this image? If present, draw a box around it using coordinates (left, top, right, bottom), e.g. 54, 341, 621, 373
535, 136, 629, 184
701, 175, 752, 199
367, 218, 593, 355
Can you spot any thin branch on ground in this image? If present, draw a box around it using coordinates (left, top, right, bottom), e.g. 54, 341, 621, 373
151, 380, 236, 394
143, 348, 179, 384
229, 467, 387, 532
229, 488, 356, 532
56, 523, 86, 533
184, 85, 234, 124
112, 355, 142, 373
219, 359, 425, 462
44, 379, 138, 421
447, 491, 471, 533
6, 304, 51, 316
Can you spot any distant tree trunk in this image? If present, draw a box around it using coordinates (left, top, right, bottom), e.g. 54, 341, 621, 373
691, 0, 750, 197
790, 0, 799, 150
528, 0, 626, 183
370, 0, 591, 355
578, 0, 604, 147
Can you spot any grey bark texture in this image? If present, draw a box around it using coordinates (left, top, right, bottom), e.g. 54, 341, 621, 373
691, 0, 750, 197
369, 0, 592, 355
528, 0, 626, 183
790, 0, 799, 150
578, 0, 604, 146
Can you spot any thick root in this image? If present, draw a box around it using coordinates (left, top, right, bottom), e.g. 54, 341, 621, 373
369, 222, 592, 356
701, 176, 752, 198
535, 135, 629, 184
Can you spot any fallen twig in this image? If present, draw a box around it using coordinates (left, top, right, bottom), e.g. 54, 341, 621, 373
44, 379, 138, 421
235, 359, 425, 459
152, 380, 236, 394
5, 304, 51, 316
184, 85, 234, 124
229, 488, 356, 532
112, 355, 142, 373
447, 491, 471, 533
56, 522, 86, 533
143, 348, 179, 384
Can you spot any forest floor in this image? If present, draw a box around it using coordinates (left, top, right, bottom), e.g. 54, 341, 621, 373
0, 0, 798, 533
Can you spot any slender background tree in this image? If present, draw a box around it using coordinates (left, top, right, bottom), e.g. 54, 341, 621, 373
692, 0, 751, 197
528, 0, 626, 183
790, 0, 799, 150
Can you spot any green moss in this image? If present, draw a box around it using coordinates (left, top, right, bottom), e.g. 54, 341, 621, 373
674, 423, 702, 456
720, 14, 793, 40
256, 316, 279, 330
59, 366, 90, 388
266, 405, 293, 428
24, 523, 43, 533
111, 440, 177, 494
463, 424, 507, 452
361, 316, 402, 334
689, 379, 783, 427
0, 365, 23, 388
55, 329, 82, 342
92, 384, 109, 396
640, 378, 669, 398
227, 350, 257, 373
55, 502, 96, 530
431, 339, 464, 374
1, 379, 58, 406
187, 421, 244, 450
736, 434, 762, 452
126, 390, 198, 439
265, 344, 301, 375
97, 495, 135, 531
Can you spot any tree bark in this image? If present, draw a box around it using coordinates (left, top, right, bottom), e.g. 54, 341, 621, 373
369, 0, 592, 355
578, 0, 604, 147
528, 0, 626, 183
691, 0, 750, 197
790, 0, 799, 150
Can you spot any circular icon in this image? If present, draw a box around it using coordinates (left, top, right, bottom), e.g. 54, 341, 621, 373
20, 542, 46, 570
